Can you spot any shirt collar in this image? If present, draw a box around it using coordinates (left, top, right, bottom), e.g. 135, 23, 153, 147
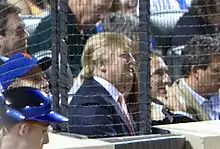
93, 76, 120, 102
181, 79, 206, 105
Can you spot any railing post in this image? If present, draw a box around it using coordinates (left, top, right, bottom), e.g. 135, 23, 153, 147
139, 0, 151, 134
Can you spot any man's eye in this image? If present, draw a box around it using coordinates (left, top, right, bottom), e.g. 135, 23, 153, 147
120, 54, 130, 62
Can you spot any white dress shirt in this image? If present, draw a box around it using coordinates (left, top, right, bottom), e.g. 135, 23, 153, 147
182, 79, 220, 120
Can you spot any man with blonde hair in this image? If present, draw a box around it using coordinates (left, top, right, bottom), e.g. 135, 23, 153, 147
68, 32, 136, 138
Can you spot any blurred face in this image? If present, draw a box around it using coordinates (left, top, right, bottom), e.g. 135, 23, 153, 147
117, 0, 138, 13
0, 13, 28, 57
2, 121, 49, 149
196, 55, 220, 96
69, 0, 113, 25
102, 48, 135, 94
208, 13, 220, 26
9, 66, 49, 93
150, 56, 171, 98
24, 121, 49, 149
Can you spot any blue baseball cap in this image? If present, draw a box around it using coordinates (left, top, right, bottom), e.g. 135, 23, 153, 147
0, 83, 25, 123
0, 52, 51, 90
3, 87, 68, 123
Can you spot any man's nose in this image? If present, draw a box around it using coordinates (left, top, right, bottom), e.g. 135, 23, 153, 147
162, 73, 171, 85
42, 132, 49, 145
128, 53, 136, 65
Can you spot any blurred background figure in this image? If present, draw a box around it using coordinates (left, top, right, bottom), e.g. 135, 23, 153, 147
172, 0, 220, 47
28, 0, 115, 77
110, 0, 138, 14
96, 12, 139, 48
150, 0, 191, 14
0, 2, 28, 57
6, 0, 50, 16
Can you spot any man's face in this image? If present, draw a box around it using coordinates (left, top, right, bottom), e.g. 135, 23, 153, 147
9, 66, 49, 93
69, 0, 113, 25
2, 121, 49, 149
23, 121, 49, 149
0, 13, 28, 57
150, 56, 171, 98
196, 55, 220, 96
104, 48, 135, 94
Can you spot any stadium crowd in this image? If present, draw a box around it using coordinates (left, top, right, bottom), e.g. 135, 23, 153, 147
0, 0, 219, 148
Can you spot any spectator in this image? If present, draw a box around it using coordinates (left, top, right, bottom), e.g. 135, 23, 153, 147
0, 52, 50, 92
68, 32, 136, 138
0, 2, 28, 57
172, 0, 220, 47
68, 12, 139, 102
168, 35, 220, 121
150, 54, 187, 124
27, 0, 115, 77
7, 0, 47, 16
1, 87, 68, 149
110, 0, 138, 14
96, 12, 139, 48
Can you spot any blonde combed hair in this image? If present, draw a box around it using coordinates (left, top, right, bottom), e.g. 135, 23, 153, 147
81, 32, 134, 78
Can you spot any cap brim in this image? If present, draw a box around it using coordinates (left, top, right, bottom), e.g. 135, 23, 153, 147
30, 111, 68, 123
3, 108, 25, 123
0, 56, 9, 63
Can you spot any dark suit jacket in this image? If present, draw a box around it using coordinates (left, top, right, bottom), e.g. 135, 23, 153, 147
68, 78, 134, 138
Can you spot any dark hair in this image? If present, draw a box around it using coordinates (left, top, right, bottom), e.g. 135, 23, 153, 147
98, 12, 139, 43
181, 35, 220, 77
0, 2, 21, 35
190, 0, 220, 23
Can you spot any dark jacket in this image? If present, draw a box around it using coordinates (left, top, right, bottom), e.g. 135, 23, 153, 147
27, 6, 96, 77
68, 78, 135, 138
172, 8, 217, 47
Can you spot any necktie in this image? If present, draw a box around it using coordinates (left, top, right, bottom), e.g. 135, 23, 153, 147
118, 94, 135, 136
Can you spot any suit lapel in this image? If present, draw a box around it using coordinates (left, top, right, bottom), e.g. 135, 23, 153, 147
90, 79, 131, 129
101, 94, 131, 134
175, 79, 210, 121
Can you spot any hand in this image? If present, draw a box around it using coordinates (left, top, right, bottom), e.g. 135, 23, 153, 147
155, 85, 186, 112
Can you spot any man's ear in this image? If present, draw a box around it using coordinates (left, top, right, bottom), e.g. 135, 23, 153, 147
191, 65, 199, 80
18, 123, 31, 136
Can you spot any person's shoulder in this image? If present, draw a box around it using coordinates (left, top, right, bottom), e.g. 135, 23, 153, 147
169, 79, 185, 94
71, 78, 110, 104
176, 9, 205, 26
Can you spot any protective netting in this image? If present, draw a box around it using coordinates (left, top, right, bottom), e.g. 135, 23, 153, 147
1, 0, 220, 140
